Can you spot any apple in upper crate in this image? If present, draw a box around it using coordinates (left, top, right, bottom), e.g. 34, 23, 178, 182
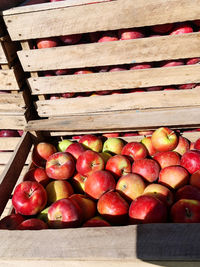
17, 218, 48, 230
160, 60, 184, 67
12, 181, 47, 216
32, 142, 57, 168
79, 134, 103, 152
59, 34, 82, 45
0, 130, 20, 137
186, 58, 200, 65
178, 83, 196, 90
98, 31, 118, 42
170, 23, 193, 35
151, 23, 173, 34
118, 28, 145, 40
36, 37, 60, 49
105, 155, 131, 179
121, 142, 148, 161
153, 151, 181, 169
173, 136, 190, 156
130, 63, 152, 70
175, 185, 200, 202
141, 136, 157, 157
181, 150, 200, 174
23, 167, 50, 187
57, 139, 73, 152
83, 216, 111, 227
66, 143, 86, 160
0, 214, 24, 230
46, 152, 75, 180
102, 137, 124, 155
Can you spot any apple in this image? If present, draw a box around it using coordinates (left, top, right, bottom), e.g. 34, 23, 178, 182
181, 150, 200, 174
32, 142, 57, 168
170, 199, 200, 223
0, 130, 20, 137
121, 142, 148, 161
97, 191, 129, 225
59, 34, 82, 45
61, 92, 75, 98
141, 136, 157, 156
0, 214, 24, 230
99, 152, 112, 164
158, 165, 189, 190
194, 20, 200, 26
190, 170, 200, 189
151, 23, 173, 33
50, 95, 60, 100
18, 130, 24, 136
79, 134, 103, 152
57, 139, 73, 152
36, 37, 60, 49
145, 86, 163, 91
98, 31, 118, 42
47, 198, 83, 228
132, 158, 160, 183
66, 143, 86, 160
194, 138, 200, 150
173, 136, 190, 155
116, 173, 146, 202
153, 151, 181, 169
17, 218, 48, 230
186, 58, 200, 65
151, 127, 178, 152
85, 170, 116, 200
109, 67, 126, 72
46, 180, 74, 204
175, 185, 200, 202
102, 137, 124, 155
37, 206, 50, 223
163, 87, 177, 91
71, 173, 87, 193
12, 181, 47, 216
46, 152, 75, 180
170, 23, 193, 35
118, 28, 144, 40
69, 194, 96, 221
190, 142, 195, 150
160, 60, 184, 67
105, 155, 131, 178
23, 167, 50, 187
23, 0, 48, 5
130, 63, 152, 70
178, 83, 196, 90
54, 69, 69, 76
129, 195, 167, 224
76, 150, 104, 177
83, 216, 111, 227
143, 183, 173, 206
74, 70, 93, 75
102, 133, 120, 138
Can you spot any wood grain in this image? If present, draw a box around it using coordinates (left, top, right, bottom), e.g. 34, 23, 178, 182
3, 0, 200, 40
0, 151, 31, 165
0, 69, 21, 91
0, 42, 8, 64
0, 115, 27, 130
0, 93, 26, 113
0, 137, 21, 150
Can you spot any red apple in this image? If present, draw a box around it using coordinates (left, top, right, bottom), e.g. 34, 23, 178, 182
186, 58, 200, 65
74, 70, 93, 75
76, 150, 104, 177
17, 218, 48, 230
105, 155, 131, 178
97, 191, 129, 225
109, 67, 126, 72
153, 151, 181, 168
151, 127, 178, 152
130, 63, 152, 70
102, 132, 120, 138
181, 150, 200, 174
12, 181, 47, 216
47, 198, 83, 228
61, 92, 75, 98
85, 170, 116, 200
59, 34, 82, 45
118, 28, 144, 40
141, 136, 157, 156
46, 152, 75, 180
0, 130, 20, 137
121, 142, 148, 161
163, 87, 177, 91
129, 195, 167, 224
143, 183, 174, 206
145, 86, 163, 91
98, 31, 118, 42
32, 142, 57, 168
0, 214, 24, 230
102, 137, 124, 155
66, 143, 86, 160
23, 167, 50, 187
170, 23, 193, 35
54, 69, 69, 76
36, 37, 60, 49
170, 199, 200, 223
79, 134, 103, 152
151, 23, 173, 33
190, 170, 200, 189
132, 158, 160, 183
173, 136, 190, 155
175, 185, 200, 202
71, 172, 87, 193
178, 83, 196, 90
116, 173, 146, 202
158, 165, 189, 190
160, 60, 184, 67
83, 216, 111, 227
23, 0, 48, 5
69, 194, 96, 222
194, 138, 200, 150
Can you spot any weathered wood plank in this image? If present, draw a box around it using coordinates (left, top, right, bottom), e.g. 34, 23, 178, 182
0, 151, 31, 165
0, 137, 21, 150
0, 92, 26, 113
0, 115, 27, 130
0, 69, 21, 91
0, 42, 8, 64
3, 0, 200, 40
18, 33, 200, 72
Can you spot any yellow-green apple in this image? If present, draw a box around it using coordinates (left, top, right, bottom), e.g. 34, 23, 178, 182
97, 191, 129, 225
190, 170, 200, 189
82, 216, 111, 227
17, 218, 48, 230
32, 142, 57, 168
194, 138, 200, 150
151, 127, 178, 152
175, 185, 200, 202
153, 151, 181, 169
79, 134, 102, 152
158, 165, 189, 190
76, 150, 104, 176
37, 206, 50, 223
143, 183, 174, 206
181, 150, 200, 174
170, 199, 200, 223
85, 170, 116, 200
69, 194, 96, 222
105, 155, 131, 179
71, 173, 87, 193
36, 37, 60, 49
173, 136, 190, 155
116, 173, 146, 202
151, 23, 173, 33
102, 137, 124, 155
57, 139, 73, 152
12, 181, 47, 216
132, 158, 160, 183
121, 142, 148, 161
46, 152, 75, 180
66, 143, 86, 160
59, 34, 82, 45
170, 23, 193, 35
46, 180, 74, 204
47, 198, 83, 228
99, 151, 112, 163
141, 136, 157, 156
118, 28, 144, 40
129, 195, 167, 224
0, 214, 24, 230
23, 167, 50, 187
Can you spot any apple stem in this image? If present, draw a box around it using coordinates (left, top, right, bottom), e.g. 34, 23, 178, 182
185, 207, 192, 218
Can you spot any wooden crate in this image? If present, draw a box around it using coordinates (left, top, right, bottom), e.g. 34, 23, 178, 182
1, 121, 200, 266
2, 0, 200, 119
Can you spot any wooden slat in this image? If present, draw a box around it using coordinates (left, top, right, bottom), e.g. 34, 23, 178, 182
0, 42, 8, 64
0, 151, 31, 165
0, 137, 21, 150
26, 106, 200, 133
3, 0, 200, 40
18, 33, 200, 72
0, 93, 26, 113
0, 115, 27, 130
35, 88, 200, 117
0, 69, 21, 91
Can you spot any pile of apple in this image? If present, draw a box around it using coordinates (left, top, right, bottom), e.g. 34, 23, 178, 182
1, 127, 200, 230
